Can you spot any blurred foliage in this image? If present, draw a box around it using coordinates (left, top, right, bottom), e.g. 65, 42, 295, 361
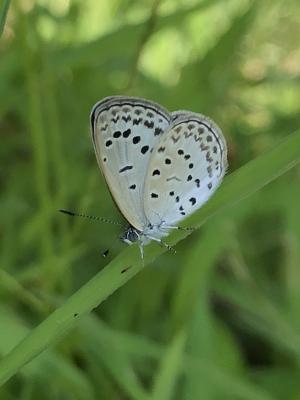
0, 0, 300, 399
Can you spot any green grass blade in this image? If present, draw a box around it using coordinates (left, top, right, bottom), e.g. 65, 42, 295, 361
0, 130, 300, 387
80, 317, 274, 400
151, 330, 186, 400
81, 317, 149, 400
0, 307, 95, 400
0, 0, 10, 37
171, 222, 228, 330
184, 357, 274, 400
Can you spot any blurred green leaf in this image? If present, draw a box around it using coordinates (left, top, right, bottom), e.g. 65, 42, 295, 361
151, 330, 186, 400
0, 307, 94, 400
0, 0, 10, 36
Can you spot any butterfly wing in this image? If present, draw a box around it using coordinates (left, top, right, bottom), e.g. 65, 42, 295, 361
143, 113, 227, 227
91, 96, 171, 230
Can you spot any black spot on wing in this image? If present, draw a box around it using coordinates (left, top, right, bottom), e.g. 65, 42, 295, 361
152, 169, 160, 176
144, 120, 154, 129
171, 135, 180, 143
133, 118, 142, 125
206, 152, 213, 163
100, 123, 108, 132
141, 145, 149, 154
119, 165, 133, 173
123, 129, 131, 138
113, 131, 121, 138
133, 136, 141, 144
122, 115, 131, 122
207, 165, 213, 177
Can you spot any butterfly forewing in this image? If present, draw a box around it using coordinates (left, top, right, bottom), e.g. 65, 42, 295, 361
143, 113, 227, 226
91, 96, 171, 230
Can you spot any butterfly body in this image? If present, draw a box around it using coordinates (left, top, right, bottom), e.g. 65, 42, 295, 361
91, 96, 227, 257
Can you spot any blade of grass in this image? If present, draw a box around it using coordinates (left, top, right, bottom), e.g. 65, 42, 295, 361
215, 276, 300, 358
80, 316, 274, 400
178, 224, 232, 400
0, 130, 300, 386
0, 307, 95, 400
0, 0, 10, 37
171, 222, 228, 330
21, 13, 54, 265
151, 330, 186, 400
82, 319, 149, 400
80, 316, 150, 399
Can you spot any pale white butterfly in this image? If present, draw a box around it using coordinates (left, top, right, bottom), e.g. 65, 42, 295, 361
90, 96, 227, 258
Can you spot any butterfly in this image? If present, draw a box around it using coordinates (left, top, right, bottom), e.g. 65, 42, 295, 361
90, 96, 227, 258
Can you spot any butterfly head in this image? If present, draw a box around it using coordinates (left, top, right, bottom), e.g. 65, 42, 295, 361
120, 226, 141, 245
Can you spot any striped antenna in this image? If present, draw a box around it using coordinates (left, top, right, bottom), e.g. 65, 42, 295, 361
58, 209, 123, 226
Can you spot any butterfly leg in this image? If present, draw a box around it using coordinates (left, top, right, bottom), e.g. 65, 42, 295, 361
138, 243, 145, 266
164, 225, 195, 232
146, 235, 176, 254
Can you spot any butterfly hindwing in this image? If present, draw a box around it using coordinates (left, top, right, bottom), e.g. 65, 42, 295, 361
91, 96, 171, 230
143, 113, 227, 226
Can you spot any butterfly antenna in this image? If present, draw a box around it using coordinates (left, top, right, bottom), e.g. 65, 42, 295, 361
59, 209, 123, 226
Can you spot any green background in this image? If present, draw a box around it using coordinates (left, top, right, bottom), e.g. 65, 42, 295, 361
1, 0, 300, 399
